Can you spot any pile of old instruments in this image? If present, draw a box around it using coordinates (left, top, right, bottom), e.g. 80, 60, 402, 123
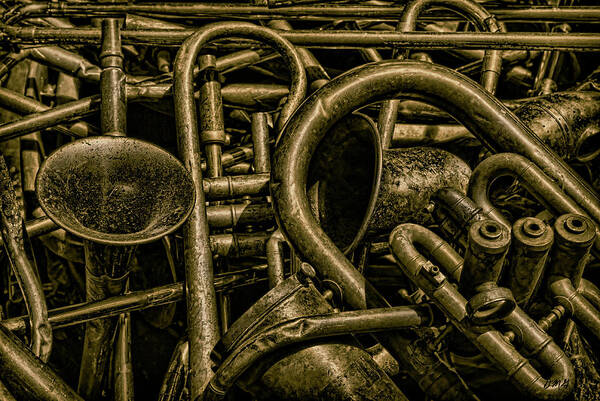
1, 1, 600, 400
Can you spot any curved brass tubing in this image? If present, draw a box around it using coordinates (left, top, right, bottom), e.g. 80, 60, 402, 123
550, 278, 600, 341
399, 0, 504, 93
272, 59, 600, 310
173, 21, 306, 398
468, 152, 600, 250
266, 230, 286, 288
205, 305, 431, 400
546, 214, 600, 340
579, 279, 600, 309
376, 0, 503, 147
0, 157, 52, 362
468, 153, 585, 227
389, 224, 575, 400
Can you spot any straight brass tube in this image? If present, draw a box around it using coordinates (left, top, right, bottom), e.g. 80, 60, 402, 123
78, 243, 135, 400
2, 256, 271, 336
2, 282, 184, 335
0, 87, 90, 138
251, 112, 271, 174
3, 26, 600, 51
100, 18, 126, 137
27, 46, 101, 82
8, 3, 600, 23
197, 53, 225, 178
203, 173, 270, 200
0, 95, 100, 142
433, 187, 485, 229
549, 278, 600, 341
266, 230, 286, 288
114, 313, 134, 401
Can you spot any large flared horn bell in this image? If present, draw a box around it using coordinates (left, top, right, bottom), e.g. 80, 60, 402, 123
35, 136, 195, 246
308, 113, 471, 253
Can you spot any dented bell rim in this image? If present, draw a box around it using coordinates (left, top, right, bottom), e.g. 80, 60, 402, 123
35, 136, 196, 246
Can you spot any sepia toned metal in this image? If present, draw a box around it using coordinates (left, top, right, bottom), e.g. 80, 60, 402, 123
36, 137, 195, 247
460, 219, 515, 324
0, 3, 599, 401
309, 113, 471, 253
173, 21, 307, 399
468, 152, 600, 251
206, 274, 420, 400
273, 59, 600, 311
546, 214, 600, 341
0, 324, 82, 401
35, 135, 195, 399
3, 2, 600, 23
0, 155, 52, 361
506, 217, 554, 308
389, 223, 575, 400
